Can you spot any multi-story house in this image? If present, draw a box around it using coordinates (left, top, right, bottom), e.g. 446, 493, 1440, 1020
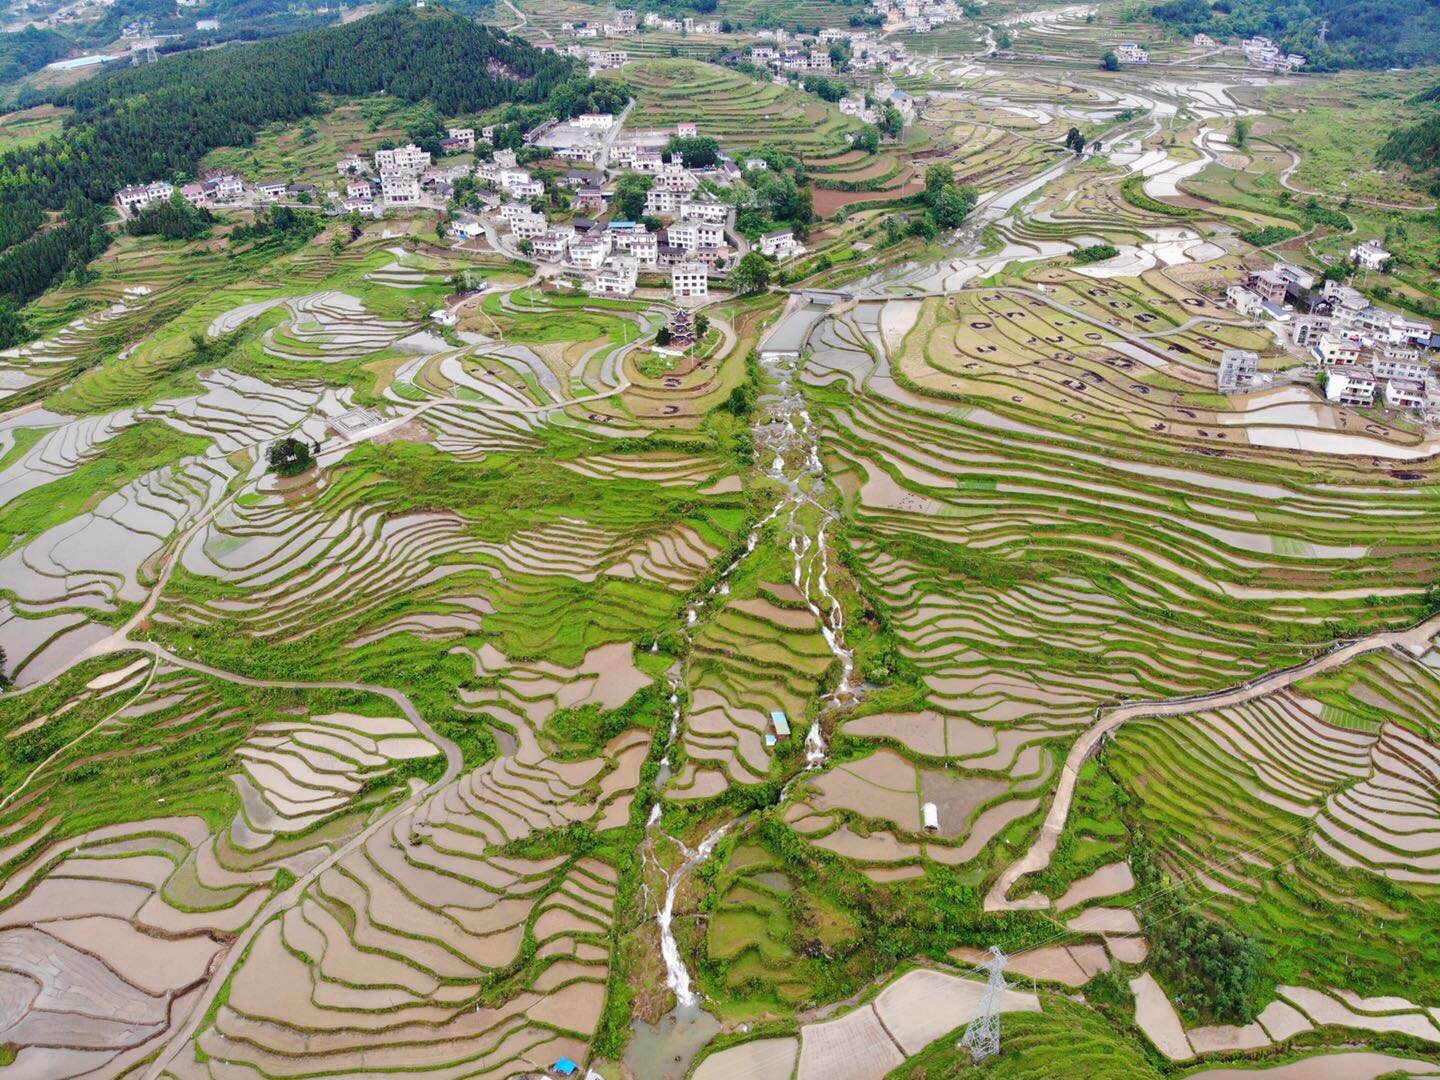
374, 144, 431, 175
590, 255, 639, 297
680, 198, 729, 224
510, 215, 549, 240
380, 172, 421, 206
114, 180, 175, 216
1325, 371, 1377, 407
531, 230, 575, 262
645, 189, 681, 217
672, 262, 709, 300
1384, 379, 1426, 410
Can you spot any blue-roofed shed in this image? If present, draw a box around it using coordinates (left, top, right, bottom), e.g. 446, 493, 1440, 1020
552, 1058, 580, 1077
770, 710, 791, 737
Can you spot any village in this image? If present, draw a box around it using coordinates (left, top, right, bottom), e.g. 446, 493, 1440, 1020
113, 109, 812, 308
1222, 245, 1439, 417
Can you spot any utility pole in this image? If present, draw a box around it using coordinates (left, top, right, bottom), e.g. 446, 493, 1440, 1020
959, 946, 1008, 1063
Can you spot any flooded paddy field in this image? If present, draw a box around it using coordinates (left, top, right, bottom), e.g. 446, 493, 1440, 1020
3, 14, 1440, 1079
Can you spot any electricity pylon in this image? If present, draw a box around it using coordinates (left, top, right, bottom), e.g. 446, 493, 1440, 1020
959, 946, 1008, 1063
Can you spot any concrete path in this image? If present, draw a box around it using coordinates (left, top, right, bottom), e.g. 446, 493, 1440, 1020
985, 612, 1440, 911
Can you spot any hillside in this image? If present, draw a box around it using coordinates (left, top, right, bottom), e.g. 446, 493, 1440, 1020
1378, 82, 1440, 190
0, 27, 71, 84
0, 7, 574, 313
1150, 0, 1440, 69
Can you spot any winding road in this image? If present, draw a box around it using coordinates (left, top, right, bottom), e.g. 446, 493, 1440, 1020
985, 611, 1440, 912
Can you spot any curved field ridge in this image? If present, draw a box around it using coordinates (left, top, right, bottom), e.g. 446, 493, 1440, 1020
184, 642, 653, 1078
0, 653, 443, 1078
988, 614, 1440, 911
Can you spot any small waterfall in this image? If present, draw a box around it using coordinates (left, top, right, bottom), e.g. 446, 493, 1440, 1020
655, 822, 734, 1007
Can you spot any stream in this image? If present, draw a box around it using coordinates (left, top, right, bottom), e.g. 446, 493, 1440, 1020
625, 318, 859, 1079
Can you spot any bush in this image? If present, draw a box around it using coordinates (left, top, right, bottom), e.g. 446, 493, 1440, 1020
1239, 225, 1299, 247
1073, 243, 1119, 264
267, 437, 315, 477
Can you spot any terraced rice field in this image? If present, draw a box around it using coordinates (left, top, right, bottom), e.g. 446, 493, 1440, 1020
4, 24, 1440, 1080
625, 61, 860, 159
0, 650, 442, 1076
1098, 648, 1440, 999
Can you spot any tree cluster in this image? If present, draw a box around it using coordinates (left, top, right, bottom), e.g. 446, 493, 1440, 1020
125, 194, 215, 240
918, 163, 977, 232
546, 75, 630, 121
801, 74, 848, 102
267, 436, 316, 477
666, 134, 721, 169
1131, 833, 1265, 1024
1150, 0, 1440, 70
0, 27, 71, 82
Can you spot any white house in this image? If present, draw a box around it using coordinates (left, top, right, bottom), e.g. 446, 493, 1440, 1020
114, 180, 175, 216
680, 199, 729, 224
612, 229, 658, 266
1349, 239, 1392, 272
574, 113, 616, 130
1312, 333, 1362, 366
676, 122, 698, 138
1325, 370, 1377, 408
531, 230, 574, 262
672, 262, 709, 301
590, 255, 639, 297
666, 222, 700, 252
1372, 355, 1429, 382
1384, 379, 1427, 410
1216, 349, 1261, 394
759, 228, 799, 259
380, 172, 421, 206
374, 144, 431, 175
645, 189, 682, 216
569, 235, 612, 269
509, 212, 549, 240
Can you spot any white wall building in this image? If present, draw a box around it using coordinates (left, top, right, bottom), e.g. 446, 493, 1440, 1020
374, 144, 431, 175
1325, 371, 1377, 407
380, 172, 421, 206
672, 262, 709, 301
759, 229, 799, 259
114, 180, 174, 216
1349, 239, 1393, 272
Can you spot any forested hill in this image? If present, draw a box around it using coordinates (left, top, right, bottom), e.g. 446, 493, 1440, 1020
0, 6, 574, 312
1377, 83, 1440, 192
0, 27, 71, 84
1150, 0, 1440, 69
52, 5, 570, 118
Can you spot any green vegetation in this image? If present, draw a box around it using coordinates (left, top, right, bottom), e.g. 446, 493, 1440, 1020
887, 996, 1164, 1078
1239, 225, 1300, 247
267, 435, 316, 477
0, 420, 210, 550
1149, 0, 1440, 69
0, 27, 70, 84
1071, 242, 1119, 264
126, 195, 215, 241
1378, 113, 1440, 192
1133, 833, 1264, 1024
0, 7, 576, 307
1101, 653, 1440, 1012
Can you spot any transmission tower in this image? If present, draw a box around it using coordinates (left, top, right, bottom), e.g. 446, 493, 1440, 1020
959, 946, 1008, 1063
